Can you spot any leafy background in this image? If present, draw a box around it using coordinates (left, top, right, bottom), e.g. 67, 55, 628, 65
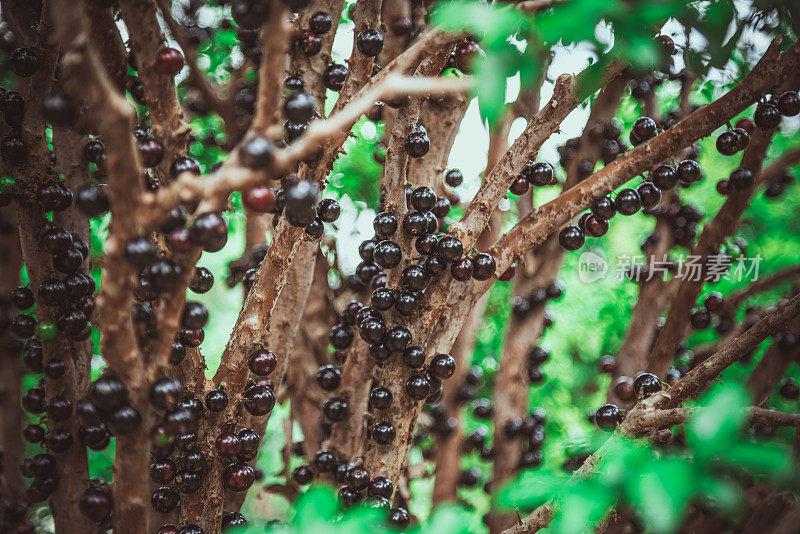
8, 0, 800, 532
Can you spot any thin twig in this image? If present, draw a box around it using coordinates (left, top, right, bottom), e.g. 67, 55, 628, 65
141, 75, 472, 223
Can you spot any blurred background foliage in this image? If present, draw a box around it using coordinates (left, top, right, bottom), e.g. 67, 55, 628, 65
8, 0, 800, 531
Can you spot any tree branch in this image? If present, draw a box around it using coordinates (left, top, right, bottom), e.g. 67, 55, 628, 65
154, 0, 236, 130
383, 48, 456, 286
141, 74, 472, 224
330, 0, 382, 115
212, 219, 305, 389
0, 209, 23, 499
410, 93, 470, 190
252, 0, 291, 132
218, 241, 320, 515
608, 208, 677, 405
639, 406, 800, 429
288, 0, 347, 109
118, 0, 191, 163
660, 291, 800, 408
86, 0, 129, 92
448, 63, 625, 252
646, 122, 782, 377
50, 0, 152, 531
490, 38, 797, 290
757, 144, 800, 185
722, 263, 800, 315
431, 294, 487, 504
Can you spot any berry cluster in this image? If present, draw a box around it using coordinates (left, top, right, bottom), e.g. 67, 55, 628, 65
290, 451, 412, 527
645, 194, 704, 249
501, 408, 547, 470
558, 115, 706, 252
510, 161, 556, 196
593, 372, 662, 429
318, 178, 500, 502
559, 120, 627, 178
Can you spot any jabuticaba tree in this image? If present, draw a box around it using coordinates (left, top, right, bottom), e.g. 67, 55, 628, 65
2, 0, 800, 532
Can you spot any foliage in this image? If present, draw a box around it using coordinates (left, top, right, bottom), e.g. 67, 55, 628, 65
495, 383, 798, 534
433, 0, 771, 125
328, 118, 385, 211
233, 486, 479, 534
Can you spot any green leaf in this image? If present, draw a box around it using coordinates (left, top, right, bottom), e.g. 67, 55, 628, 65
432, 1, 522, 41
548, 481, 614, 534
687, 49, 712, 77
419, 505, 475, 534
495, 472, 568, 510
575, 56, 612, 103
474, 52, 512, 126
294, 486, 340, 527
330, 117, 383, 210
687, 383, 749, 458
625, 458, 694, 533
433, 1, 528, 126
337, 506, 389, 532
597, 435, 652, 487
611, 34, 659, 71
535, 0, 613, 46
720, 441, 794, 479
518, 47, 543, 92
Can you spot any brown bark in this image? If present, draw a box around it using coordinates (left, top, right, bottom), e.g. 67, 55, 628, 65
427, 41, 800, 377
491, 39, 797, 278
4, 4, 96, 531
8, 2, 800, 532
118, 0, 191, 162
86, 0, 129, 92
429, 95, 503, 505
223, 240, 321, 514
154, 0, 239, 137
448, 66, 624, 252
326, 340, 374, 459
286, 248, 337, 459
379, 0, 410, 63
384, 48, 456, 288
50, 0, 155, 530
212, 218, 304, 392
430, 295, 486, 505
408, 94, 469, 190
661, 292, 800, 408
288, 0, 348, 111
49, 124, 94, 530
353, 62, 624, 491
381, 50, 458, 221
251, 0, 291, 132
488, 236, 562, 533
746, 317, 800, 405
636, 405, 800, 430
331, 0, 382, 115
143, 29, 470, 224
